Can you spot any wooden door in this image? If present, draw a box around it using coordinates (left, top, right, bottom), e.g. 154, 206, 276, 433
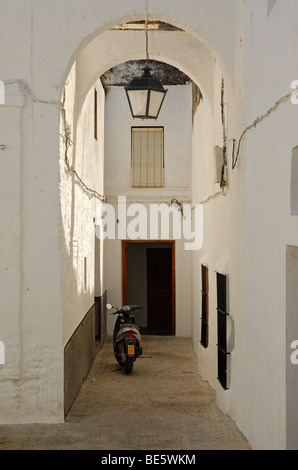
147, 248, 172, 330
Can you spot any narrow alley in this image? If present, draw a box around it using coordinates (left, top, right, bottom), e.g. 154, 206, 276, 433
0, 337, 250, 450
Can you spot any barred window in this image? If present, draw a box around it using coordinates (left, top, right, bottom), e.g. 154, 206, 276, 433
131, 127, 164, 188
200, 265, 209, 348
216, 273, 229, 390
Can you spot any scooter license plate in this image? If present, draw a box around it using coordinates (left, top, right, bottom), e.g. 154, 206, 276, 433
128, 345, 135, 356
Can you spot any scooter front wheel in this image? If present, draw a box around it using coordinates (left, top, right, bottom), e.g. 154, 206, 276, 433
124, 356, 134, 375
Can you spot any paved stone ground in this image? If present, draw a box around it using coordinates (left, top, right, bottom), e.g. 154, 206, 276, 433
0, 337, 251, 450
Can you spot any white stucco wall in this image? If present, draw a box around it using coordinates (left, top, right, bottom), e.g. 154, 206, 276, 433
60, 63, 105, 346
189, 0, 298, 450
104, 84, 193, 189
2, 0, 297, 451
232, 0, 298, 450
0, 0, 238, 426
189, 3, 249, 446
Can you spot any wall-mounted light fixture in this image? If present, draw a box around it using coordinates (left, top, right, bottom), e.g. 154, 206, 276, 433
171, 198, 184, 217
125, 2, 167, 119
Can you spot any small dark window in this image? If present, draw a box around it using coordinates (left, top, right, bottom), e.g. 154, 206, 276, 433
200, 265, 209, 348
94, 88, 98, 141
84, 257, 87, 292
216, 273, 229, 390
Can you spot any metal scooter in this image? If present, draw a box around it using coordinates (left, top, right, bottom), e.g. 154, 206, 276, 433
106, 303, 144, 374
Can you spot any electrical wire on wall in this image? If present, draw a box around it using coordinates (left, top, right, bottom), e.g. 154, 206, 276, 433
4, 78, 62, 106
3, 79, 106, 203
220, 78, 228, 189
232, 91, 292, 170
60, 89, 106, 202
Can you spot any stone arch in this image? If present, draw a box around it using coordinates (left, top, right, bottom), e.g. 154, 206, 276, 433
72, 27, 216, 115
59, 3, 237, 417
0, 0, 240, 426
59, 15, 236, 153
59, 12, 234, 109
30, 1, 237, 106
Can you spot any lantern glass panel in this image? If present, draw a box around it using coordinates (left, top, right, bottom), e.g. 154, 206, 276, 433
148, 90, 165, 118
126, 89, 148, 117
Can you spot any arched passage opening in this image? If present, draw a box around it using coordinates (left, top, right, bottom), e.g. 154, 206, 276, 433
6, 0, 298, 451
60, 16, 234, 416
0, 0, 244, 429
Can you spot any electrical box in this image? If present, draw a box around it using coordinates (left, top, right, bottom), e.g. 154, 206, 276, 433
214, 146, 223, 184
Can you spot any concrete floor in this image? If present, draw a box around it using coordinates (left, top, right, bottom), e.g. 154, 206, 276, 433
0, 337, 251, 450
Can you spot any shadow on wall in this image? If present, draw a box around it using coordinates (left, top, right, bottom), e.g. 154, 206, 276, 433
60, 211, 107, 417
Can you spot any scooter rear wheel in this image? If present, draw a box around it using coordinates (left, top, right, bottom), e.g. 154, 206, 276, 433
125, 356, 134, 374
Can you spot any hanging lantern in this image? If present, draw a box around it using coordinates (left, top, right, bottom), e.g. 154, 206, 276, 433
125, 66, 167, 119
125, 2, 167, 120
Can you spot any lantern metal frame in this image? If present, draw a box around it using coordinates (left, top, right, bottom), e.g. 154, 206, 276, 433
125, 66, 167, 120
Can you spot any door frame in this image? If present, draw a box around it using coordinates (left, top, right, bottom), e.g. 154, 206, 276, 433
122, 240, 176, 335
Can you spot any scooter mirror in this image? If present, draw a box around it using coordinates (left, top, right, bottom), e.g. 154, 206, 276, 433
106, 303, 113, 310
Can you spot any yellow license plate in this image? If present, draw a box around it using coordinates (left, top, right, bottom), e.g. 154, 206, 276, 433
128, 345, 135, 356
